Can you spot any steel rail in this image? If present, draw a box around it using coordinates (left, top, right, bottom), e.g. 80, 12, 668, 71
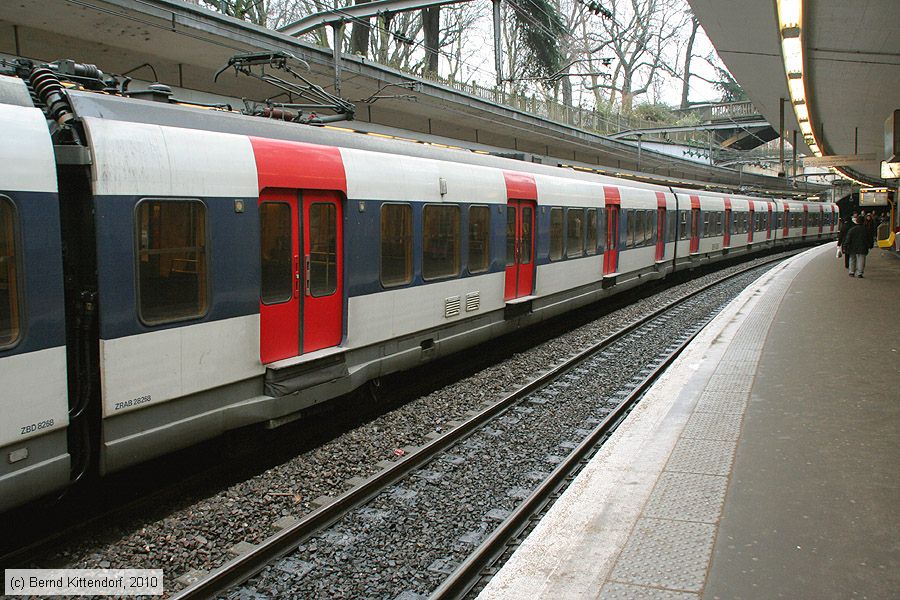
171, 253, 792, 600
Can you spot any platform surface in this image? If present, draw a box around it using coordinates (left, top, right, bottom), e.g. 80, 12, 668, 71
476, 244, 900, 600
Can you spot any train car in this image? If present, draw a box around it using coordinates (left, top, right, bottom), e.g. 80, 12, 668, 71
749, 199, 776, 250
0, 64, 838, 512
670, 188, 727, 267
0, 80, 70, 511
779, 199, 807, 243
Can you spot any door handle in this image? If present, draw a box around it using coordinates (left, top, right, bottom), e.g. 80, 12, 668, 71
304, 255, 311, 296
293, 255, 300, 298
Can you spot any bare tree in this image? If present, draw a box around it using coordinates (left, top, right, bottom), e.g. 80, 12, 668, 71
350, 0, 374, 55
199, 0, 269, 25
582, 0, 686, 113
678, 15, 699, 109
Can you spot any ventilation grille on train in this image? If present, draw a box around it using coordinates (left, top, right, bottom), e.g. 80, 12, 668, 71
444, 296, 461, 318
465, 292, 480, 312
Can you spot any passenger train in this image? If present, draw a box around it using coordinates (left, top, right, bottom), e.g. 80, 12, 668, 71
0, 61, 838, 512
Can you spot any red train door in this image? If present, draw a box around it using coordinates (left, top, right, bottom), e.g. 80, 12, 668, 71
767, 202, 774, 239
251, 136, 347, 364
302, 191, 343, 352
603, 186, 620, 274
259, 189, 300, 364
748, 208, 755, 243
689, 195, 701, 254
655, 192, 666, 261
723, 197, 732, 248
604, 205, 619, 274
504, 200, 535, 300
259, 190, 344, 362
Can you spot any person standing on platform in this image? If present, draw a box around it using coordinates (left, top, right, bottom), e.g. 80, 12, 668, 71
837, 216, 853, 269
842, 215, 869, 278
864, 212, 877, 248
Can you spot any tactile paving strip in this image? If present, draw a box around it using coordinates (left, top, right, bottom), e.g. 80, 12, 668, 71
642, 472, 729, 523
693, 394, 747, 414
664, 438, 736, 476
597, 582, 698, 600
608, 518, 715, 591
599, 250, 821, 597
680, 412, 743, 441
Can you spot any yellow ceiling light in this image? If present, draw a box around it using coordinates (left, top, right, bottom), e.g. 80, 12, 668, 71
788, 78, 806, 102
778, 0, 802, 30
781, 37, 803, 75
777, 0, 826, 162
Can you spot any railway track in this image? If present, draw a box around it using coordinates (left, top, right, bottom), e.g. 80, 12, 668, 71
171, 256, 788, 600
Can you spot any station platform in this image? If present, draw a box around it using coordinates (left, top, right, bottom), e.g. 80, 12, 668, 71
477, 243, 900, 600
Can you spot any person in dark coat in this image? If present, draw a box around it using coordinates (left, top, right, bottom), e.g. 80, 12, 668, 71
837, 217, 853, 268
841, 215, 869, 278
864, 213, 876, 248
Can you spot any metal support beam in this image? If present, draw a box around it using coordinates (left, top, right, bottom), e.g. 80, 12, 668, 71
792, 129, 797, 179
281, 0, 472, 36
779, 97, 785, 177
332, 22, 344, 96
493, 0, 502, 87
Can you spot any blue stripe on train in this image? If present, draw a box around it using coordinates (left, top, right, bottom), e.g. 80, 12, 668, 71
94, 195, 261, 341
0, 190, 66, 357
344, 200, 508, 297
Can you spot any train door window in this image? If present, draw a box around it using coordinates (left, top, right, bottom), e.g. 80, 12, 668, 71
0, 197, 20, 347
667, 211, 677, 242
549, 208, 564, 261
308, 203, 338, 296
644, 210, 654, 246
680, 210, 689, 240
380, 203, 413, 287
520, 205, 533, 264
260, 202, 293, 304
702, 213, 711, 238
137, 199, 208, 325
586, 209, 598, 255
468, 205, 490, 274
566, 209, 583, 258
506, 205, 516, 267
423, 205, 460, 280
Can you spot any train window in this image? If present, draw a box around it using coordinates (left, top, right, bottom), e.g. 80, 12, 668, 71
680, 210, 689, 240
0, 197, 20, 347
137, 199, 208, 325
521, 206, 533, 264
586, 209, 597, 255
549, 208, 563, 261
381, 203, 413, 287
626, 210, 636, 247
468, 205, 490, 274
423, 205, 460, 280
702, 213, 710, 238
259, 202, 293, 305
505, 205, 516, 267
566, 209, 583, 258
308, 203, 338, 296
645, 210, 656, 245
